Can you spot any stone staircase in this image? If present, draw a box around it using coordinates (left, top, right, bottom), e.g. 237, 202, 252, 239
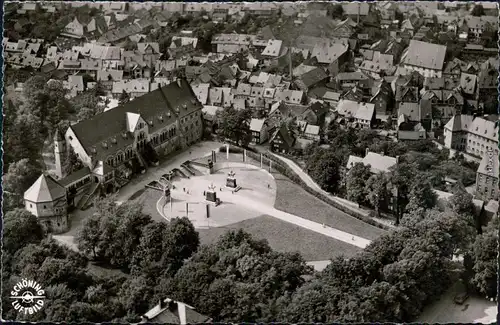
77, 182, 100, 210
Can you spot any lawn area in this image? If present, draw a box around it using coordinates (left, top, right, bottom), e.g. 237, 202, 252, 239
132, 188, 164, 222
197, 215, 361, 261
272, 173, 387, 240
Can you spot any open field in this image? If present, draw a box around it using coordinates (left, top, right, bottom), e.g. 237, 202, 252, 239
272, 172, 387, 240
197, 215, 361, 261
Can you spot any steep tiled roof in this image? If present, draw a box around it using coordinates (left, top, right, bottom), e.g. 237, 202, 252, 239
403, 40, 446, 71
24, 174, 66, 203
460, 73, 477, 95
271, 123, 296, 148
444, 114, 474, 132
311, 42, 348, 64
70, 79, 200, 161
347, 152, 397, 174
297, 67, 328, 88
250, 118, 266, 132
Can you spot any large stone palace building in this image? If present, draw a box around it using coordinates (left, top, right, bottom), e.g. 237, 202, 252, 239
24, 79, 204, 233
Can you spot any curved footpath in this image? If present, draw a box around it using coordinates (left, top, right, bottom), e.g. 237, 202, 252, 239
220, 191, 370, 249
268, 152, 396, 229
174, 188, 371, 249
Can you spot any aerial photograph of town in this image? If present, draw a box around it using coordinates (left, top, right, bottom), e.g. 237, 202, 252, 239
1, 1, 498, 323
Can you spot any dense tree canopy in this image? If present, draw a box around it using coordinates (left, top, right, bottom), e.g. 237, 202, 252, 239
468, 218, 498, 299
346, 163, 372, 204
168, 230, 312, 322
306, 148, 342, 193
3, 159, 42, 211
216, 106, 253, 146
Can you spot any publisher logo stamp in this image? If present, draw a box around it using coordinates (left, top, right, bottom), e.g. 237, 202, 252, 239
10, 279, 45, 315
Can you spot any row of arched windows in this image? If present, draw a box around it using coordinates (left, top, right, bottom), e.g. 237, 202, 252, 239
106, 148, 134, 167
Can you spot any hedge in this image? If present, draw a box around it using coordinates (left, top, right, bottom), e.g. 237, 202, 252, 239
218, 146, 391, 231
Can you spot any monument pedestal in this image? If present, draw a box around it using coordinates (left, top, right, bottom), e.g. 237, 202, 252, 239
225, 173, 241, 192
226, 177, 237, 188
205, 189, 221, 206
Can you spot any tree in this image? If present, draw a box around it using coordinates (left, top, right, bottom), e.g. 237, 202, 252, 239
3, 158, 42, 210
448, 184, 474, 215
470, 220, 498, 298
76, 213, 102, 259
346, 163, 372, 204
63, 146, 85, 176
330, 4, 344, 19
305, 148, 342, 193
118, 276, 153, 316
405, 175, 437, 213
22, 76, 70, 136
118, 90, 130, 105
3, 209, 45, 255
4, 113, 44, 165
130, 217, 199, 279
77, 199, 152, 269
471, 4, 485, 16
389, 162, 417, 225
170, 230, 311, 322
365, 172, 390, 217
216, 106, 253, 146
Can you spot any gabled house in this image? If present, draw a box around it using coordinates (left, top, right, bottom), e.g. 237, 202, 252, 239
169, 36, 198, 57
250, 118, 269, 144
270, 123, 296, 154
346, 151, 397, 175
459, 73, 477, 97
443, 114, 498, 157
421, 89, 464, 121
370, 80, 394, 117
141, 298, 212, 324
443, 58, 467, 78
310, 42, 349, 76
294, 67, 329, 92
336, 99, 375, 129
359, 51, 394, 79
397, 114, 427, 140
401, 40, 447, 78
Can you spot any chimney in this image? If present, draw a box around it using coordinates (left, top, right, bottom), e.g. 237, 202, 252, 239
159, 299, 166, 309
396, 155, 400, 164
177, 79, 182, 88
365, 148, 369, 156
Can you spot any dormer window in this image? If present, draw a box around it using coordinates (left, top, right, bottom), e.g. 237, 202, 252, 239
148, 120, 153, 126
111, 138, 117, 144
